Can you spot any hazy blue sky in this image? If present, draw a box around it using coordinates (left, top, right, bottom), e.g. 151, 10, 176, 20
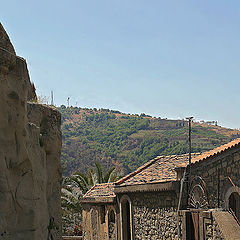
1, 1, 240, 128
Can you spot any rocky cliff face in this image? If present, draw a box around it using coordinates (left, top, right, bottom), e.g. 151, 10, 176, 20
0, 23, 62, 239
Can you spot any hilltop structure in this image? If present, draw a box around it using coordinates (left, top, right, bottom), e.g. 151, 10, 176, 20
0, 23, 62, 239
81, 139, 240, 239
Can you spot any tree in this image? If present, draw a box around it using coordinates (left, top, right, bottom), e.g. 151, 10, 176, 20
67, 162, 121, 194
61, 162, 122, 235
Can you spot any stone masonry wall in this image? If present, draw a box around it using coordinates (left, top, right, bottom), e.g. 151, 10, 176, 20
190, 148, 240, 209
130, 191, 179, 240
179, 147, 240, 240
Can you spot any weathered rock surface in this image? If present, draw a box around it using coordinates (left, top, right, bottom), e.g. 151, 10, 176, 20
0, 23, 62, 239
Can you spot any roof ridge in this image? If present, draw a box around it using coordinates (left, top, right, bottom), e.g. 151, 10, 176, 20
82, 182, 114, 198
192, 138, 240, 164
115, 156, 166, 185
94, 182, 114, 186
83, 185, 96, 198
82, 182, 116, 201
115, 153, 191, 185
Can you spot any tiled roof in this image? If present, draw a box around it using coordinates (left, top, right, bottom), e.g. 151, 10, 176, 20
116, 153, 200, 186
81, 183, 116, 203
81, 138, 240, 201
191, 138, 240, 165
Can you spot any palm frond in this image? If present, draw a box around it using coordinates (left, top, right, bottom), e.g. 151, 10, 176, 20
104, 167, 116, 183
95, 162, 103, 184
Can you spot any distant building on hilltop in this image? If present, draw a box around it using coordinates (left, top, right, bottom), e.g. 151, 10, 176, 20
200, 120, 218, 126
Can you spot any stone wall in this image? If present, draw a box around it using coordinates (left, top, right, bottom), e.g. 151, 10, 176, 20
82, 203, 118, 240
130, 191, 179, 240
190, 148, 240, 209
0, 23, 62, 239
179, 147, 240, 239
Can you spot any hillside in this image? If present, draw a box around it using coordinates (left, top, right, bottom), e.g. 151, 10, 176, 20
58, 106, 240, 176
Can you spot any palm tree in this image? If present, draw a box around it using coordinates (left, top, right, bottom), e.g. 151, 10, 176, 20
61, 162, 121, 235
68, 162, 121, 194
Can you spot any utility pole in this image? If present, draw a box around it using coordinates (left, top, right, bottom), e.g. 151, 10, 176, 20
186, 117, 193, 200
67, 97, 70, 108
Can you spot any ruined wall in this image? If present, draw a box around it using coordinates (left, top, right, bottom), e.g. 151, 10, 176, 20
0, 23, 62, 239
129, 191, 179, 240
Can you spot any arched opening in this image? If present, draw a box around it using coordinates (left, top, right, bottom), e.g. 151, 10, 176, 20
108, 210, 116, 240
229, 192, 240, 220
121, 198, 131, 240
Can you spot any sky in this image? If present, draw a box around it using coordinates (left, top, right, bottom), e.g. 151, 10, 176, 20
1, 1, 240, 128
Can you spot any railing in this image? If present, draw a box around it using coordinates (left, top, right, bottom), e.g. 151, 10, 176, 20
229, 208, 240, 226
227, 177, 240, 196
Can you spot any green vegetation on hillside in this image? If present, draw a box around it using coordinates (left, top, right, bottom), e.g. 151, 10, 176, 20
58, 106, 239, 176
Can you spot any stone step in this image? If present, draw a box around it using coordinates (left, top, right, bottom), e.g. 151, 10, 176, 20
212, 211, 240, 240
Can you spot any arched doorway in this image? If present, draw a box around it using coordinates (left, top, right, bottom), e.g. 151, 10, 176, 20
108, 210, 116, 240
120, 196, 132, 240
229, 192, 240, 220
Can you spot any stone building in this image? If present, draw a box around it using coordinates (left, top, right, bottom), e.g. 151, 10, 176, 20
81, 139, 240, 239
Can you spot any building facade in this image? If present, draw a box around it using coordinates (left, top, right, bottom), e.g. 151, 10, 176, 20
81, 139, 240, 239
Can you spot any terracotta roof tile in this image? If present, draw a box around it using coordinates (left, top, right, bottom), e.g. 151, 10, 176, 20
116, 153, 200, 186
191, 138, 240, 165
82, 139, 240, 200
83, 183, 116, 199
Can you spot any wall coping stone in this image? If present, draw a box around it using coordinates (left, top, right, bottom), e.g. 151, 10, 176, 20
114, 181, 179, 193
